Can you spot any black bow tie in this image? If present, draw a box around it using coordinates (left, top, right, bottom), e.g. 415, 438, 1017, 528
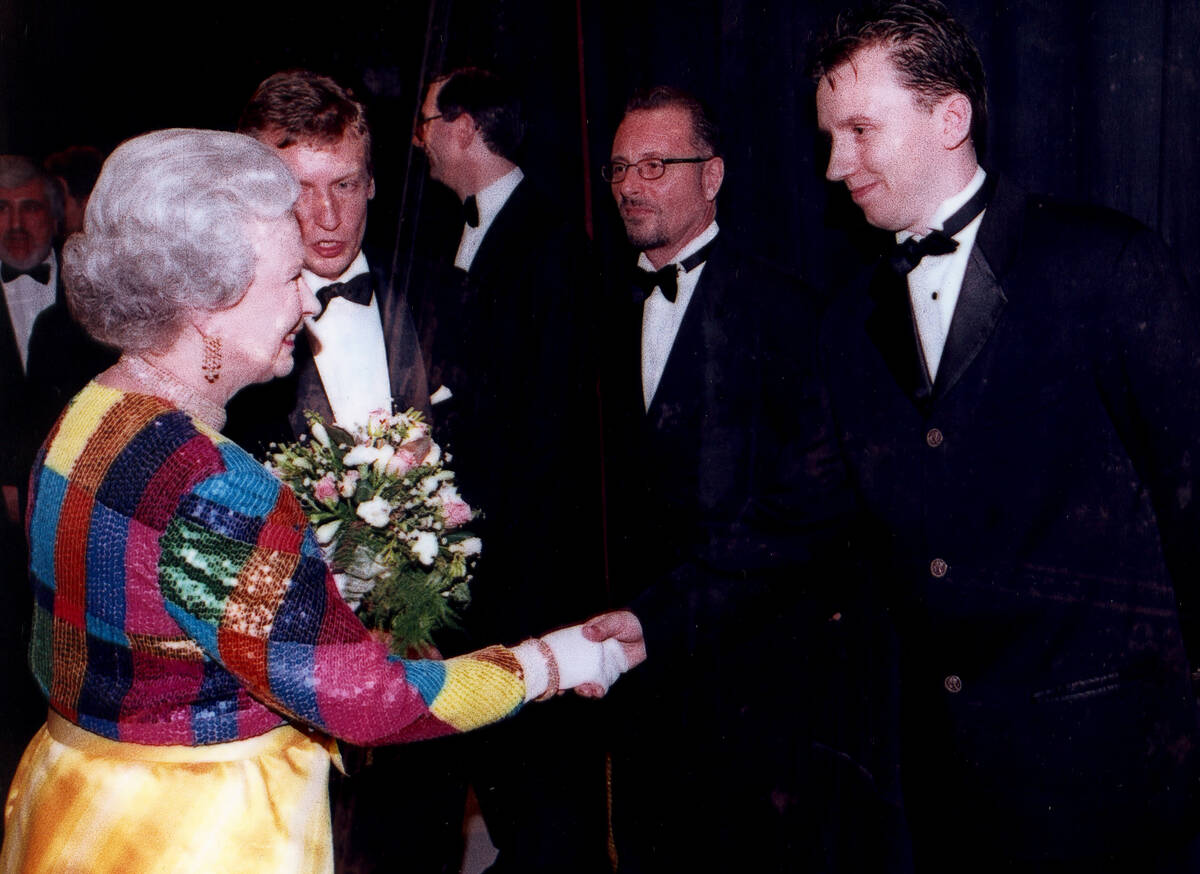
632, 238, 717, 304
1, 261, 51, 284
887, 173, 996, 275
315, 272, 374, 318
462, 195, 479, 228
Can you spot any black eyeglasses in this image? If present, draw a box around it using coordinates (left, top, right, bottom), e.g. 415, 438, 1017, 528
600, 156, 713, 183
413, 113, 443, 143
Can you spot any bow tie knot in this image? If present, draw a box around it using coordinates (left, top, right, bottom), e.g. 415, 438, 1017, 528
1, 261, 51, 285
888, 231, 958, 275
886, 173, 997, 277
315, 272, 374, 318
633, 264, 681, 302
631, 238, 718, 304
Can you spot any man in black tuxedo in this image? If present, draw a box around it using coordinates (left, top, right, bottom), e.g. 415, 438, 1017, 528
226, 71, 442, 874
408, 66, 609, 874
589, 86, 861, 872
0, 154, 114, 819
227, 70, 428, 452
813, 2, 1200, 870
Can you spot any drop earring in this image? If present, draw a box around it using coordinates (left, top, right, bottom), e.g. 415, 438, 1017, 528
202, 335, 222, 384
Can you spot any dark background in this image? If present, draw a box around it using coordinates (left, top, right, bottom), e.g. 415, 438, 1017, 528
3, 0, 1197, 298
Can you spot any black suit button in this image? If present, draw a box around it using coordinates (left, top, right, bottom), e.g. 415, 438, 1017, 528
926, 427, 944, 448
944, 674, 963, 694
930, 558, 948, 578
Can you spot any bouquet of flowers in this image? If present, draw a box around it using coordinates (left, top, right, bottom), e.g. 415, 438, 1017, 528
266, 408, 481, 654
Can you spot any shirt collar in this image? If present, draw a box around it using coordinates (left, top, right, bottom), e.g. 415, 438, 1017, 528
472, 166, 524, 230
637, 221, 720, 272
898, 166, 987, 243
302, 250, 369, 293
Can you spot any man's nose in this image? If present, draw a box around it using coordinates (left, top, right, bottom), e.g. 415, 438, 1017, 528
825, 140, 853, 182
314, 193, 340, 230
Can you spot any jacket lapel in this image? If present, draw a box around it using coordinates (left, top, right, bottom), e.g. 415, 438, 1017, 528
932, 247, 1006, 399
864, 266, 934, 411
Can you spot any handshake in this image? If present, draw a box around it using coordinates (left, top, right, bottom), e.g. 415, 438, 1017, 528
512, 610, 647, 702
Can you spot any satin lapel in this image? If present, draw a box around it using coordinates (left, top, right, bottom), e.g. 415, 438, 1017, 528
864, 265, 934, 411
932, 247, 1006, 400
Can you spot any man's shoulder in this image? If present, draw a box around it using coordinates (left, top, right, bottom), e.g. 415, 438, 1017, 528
981, 176, 1158, 269
701, 235, 822, 319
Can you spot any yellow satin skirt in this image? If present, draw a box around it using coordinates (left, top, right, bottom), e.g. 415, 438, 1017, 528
1, 713, 336, 874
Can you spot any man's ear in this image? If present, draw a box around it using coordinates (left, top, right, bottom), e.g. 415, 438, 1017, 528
702, 157, 725, 201
367, 176, 376, 201
941, 93, 972, 150
453, 114, 478, 150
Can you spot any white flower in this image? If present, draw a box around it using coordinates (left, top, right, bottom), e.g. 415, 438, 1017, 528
372, 443, 396, 474
411, 531, 439, 566
425, 443, 442, 466
314, 519, 342, 545
344, 445, 383, 467
356, 495, 393, 527
419, 475, 440, 496
449, 536, 482, 557
310, 422, 331, 448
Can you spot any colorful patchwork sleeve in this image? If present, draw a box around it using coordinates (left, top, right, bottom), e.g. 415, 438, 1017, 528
31, 384, 526, 747
156, 436, 527, 746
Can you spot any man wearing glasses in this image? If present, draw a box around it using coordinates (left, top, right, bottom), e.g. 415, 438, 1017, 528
410, 67, 609, 874
592, 86, 858, 872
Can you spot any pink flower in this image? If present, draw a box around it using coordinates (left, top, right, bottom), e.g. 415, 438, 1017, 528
442, 499, 473, 528
385, 449, 418, 476
313, 473, 338, 503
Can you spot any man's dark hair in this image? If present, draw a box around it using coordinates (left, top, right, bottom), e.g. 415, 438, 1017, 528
433, 67, 526, 162
44, 146, 104, 200
810, 0, 988, 148
238, 70, 373, 174
623, 86, 723, 159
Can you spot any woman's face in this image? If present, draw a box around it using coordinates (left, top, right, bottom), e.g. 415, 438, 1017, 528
206, 215, 318, 390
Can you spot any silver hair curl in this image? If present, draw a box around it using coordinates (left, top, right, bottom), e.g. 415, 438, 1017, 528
62, 129, 299, 353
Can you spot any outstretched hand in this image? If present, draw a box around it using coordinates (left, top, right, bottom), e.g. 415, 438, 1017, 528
576, 610, 647, 698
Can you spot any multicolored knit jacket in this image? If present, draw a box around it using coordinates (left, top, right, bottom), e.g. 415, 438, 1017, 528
27, 382, 526, 746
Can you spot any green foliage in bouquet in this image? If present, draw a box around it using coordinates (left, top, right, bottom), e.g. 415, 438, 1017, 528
266, 409, 481, 654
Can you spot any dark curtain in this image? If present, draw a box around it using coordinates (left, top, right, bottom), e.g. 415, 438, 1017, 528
3, 0, 1198, 291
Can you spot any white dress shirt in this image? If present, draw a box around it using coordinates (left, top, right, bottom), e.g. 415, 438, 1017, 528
641, 221, 719, 409
1, 251, 57, 372
303, 252, 392, 432
898, 166, 987, 380
454, 167, 524, 272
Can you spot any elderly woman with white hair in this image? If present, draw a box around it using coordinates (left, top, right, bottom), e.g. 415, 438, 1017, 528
0, 129, 641, 874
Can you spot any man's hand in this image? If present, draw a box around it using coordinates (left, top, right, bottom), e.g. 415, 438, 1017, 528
575, 610, 647, 698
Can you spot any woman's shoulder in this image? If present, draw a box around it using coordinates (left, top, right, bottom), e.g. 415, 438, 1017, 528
42, 382, 293, 524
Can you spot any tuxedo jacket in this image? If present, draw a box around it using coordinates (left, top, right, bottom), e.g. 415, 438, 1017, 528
820, 176, 1200, 861
600, 234, 862, 871
410, 177, 605, 641
0, 268, 115, 491
224, 255, 428, 451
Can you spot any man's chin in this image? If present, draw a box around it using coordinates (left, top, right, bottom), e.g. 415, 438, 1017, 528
623, 227, 668, 253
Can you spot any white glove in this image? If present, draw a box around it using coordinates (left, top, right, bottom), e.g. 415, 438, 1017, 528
541, 624, 630, 692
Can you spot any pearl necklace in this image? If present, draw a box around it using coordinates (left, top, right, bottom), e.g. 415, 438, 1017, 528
116, 354, 227, 431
